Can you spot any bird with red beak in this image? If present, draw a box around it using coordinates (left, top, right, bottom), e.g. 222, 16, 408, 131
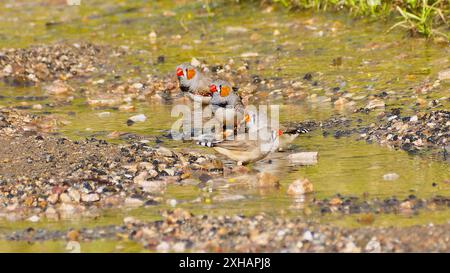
176, 63, 212, 104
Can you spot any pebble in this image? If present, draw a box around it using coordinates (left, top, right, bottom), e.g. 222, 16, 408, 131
67, 230, 80, 241
149, 32, 157, 44
124, 197, 144, 207
156, 241, 170, 252
438, 69, 450, 81
172, 242, 186, 252
97, 112, 111, 118
119, 104, 135, 112
302, 230, 313, 242
288, 152, 318, 165
128, 114, 147, 123
60, 193, 72, 203
212, 194, 246, 203
287, 179, 314, 196
168, 199, 177, 207
81, 193, 100, 203
47, 193, 59, 204
365, 237, 381, 253
383, 173, 400, 181
240, 52, 259, 58
27, 215, 40, 222
343, 241, 361, 253
44, 81, 72, 95
225, 26, 248, 34
256, 172, 280, 188
366, 99, 385, 110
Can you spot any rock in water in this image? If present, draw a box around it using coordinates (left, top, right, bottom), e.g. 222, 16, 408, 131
366, 99, 385, 110
128, 114, 147, 123
438, 69, 450, 81
383, 173, 399, 181
288, 152, 318, 165
287, 179, 314, 195
256, 172, 280, 188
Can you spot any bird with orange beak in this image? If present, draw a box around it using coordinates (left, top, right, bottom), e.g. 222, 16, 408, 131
176, 63, 212, 104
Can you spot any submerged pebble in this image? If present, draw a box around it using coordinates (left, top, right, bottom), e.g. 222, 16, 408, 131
383, 173, 400, 181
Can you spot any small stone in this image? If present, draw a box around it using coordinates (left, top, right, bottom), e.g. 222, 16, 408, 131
67, 230, 80, 241
240, 52, 259, 58
47, 193, 59, 204
225, 26, 248, 34
438, 69, 450, 81
156, 241, 170, 252
44, 80, 72, 95
27, 215, 40, 222
366, 99, 385, 110
168, 199, 177, 207
400, 200, 413, 210
45, 207, 58, 218
81, 193, 100, 203
123, 216, 139, 225
172, 242, 186, 252
140, 180, 166, 194
97, 112, 111, 118
288, 152, 318, 165
383, 173, 400, 181
149, 31, 157, 44
256, 172, 280, 188
124, 197, 144, 207
212, 194, 246, 203
132, 82, 143, 89
60, 193, 72, 203
287, 179, 314, 195
302, 231, 313, 242
128, 114, 146, 123
329, 197, 342, 206
68, 189, 81, 203
119, 104, 135, 112
2, 64, 13, 75
32, 104, 43, 110
343, 241, 361, 253
357, 213, 375, 225
365, 237, 381, 253
133, 171, 148, 184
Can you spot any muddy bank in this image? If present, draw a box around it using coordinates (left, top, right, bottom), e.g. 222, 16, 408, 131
4, 208, 449, 252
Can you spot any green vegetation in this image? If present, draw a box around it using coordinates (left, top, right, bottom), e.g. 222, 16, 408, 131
241, 0, 449, 39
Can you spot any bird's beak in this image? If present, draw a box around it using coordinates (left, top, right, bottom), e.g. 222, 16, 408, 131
176, 67, 184, 77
